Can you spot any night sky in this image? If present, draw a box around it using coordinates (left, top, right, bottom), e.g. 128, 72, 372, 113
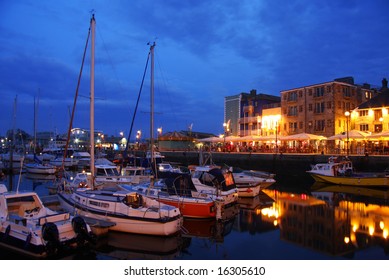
1, 0, 388, 140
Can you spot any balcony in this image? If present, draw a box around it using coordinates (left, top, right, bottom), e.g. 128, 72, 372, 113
239, 116, 260, 124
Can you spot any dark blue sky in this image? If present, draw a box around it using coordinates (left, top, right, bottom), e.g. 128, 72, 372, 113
1, 0, 388, 139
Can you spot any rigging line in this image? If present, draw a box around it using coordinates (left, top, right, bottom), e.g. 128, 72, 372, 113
155, 51, 179, 128
122, 48, 151, 162
58, 22, 91, 180
96, 26, 126, 108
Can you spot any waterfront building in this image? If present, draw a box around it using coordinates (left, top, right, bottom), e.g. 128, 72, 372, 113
224, 89, 281, 137
280, 77, 375, 139
351, 78, 389, 154
352, 78, 389, 133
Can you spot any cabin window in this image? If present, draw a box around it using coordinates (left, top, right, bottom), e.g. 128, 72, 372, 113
89, 200, 109, 208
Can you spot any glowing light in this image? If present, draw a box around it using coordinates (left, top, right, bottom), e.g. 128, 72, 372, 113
383, 229, 388, 239
352, 224, 358, 232
344, 236, 350, 244
273, 220, 278, 226
380, 221, 384, 230
369, 226, 374, 236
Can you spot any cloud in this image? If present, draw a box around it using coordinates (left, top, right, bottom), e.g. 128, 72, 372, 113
1, 0, 388, 138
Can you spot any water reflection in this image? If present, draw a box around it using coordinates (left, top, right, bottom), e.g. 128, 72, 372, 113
236, 191, 278, 234
263, 183, 389, 258
3, 172, 389, 259
95, 232, 183, 260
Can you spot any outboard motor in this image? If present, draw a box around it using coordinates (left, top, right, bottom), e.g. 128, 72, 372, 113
72, 216, 94, 245
42, 222, 60, 256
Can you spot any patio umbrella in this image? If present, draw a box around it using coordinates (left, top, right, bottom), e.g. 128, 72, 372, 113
239, 135, 277, 141
280, 133, 326, 141
197, 136, 223, 143
327, 130, 370, 140
367, 130, 389, 140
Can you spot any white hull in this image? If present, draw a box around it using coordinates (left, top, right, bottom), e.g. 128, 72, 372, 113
0, 186, 92, 258
236, 185, 261, 197
25, 164, 57, 175
57, 191, 181, 236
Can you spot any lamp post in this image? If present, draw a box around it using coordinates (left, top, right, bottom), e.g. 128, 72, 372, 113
345, 111, 350, 156
275, 121, 278, 154
223, 122, 227, 152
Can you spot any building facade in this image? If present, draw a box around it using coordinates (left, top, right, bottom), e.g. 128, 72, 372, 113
280, 77, 375, 138
224, 89, 281, 137
352, 78, 389, 133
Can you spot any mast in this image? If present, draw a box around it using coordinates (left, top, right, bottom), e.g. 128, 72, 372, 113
149, 42, 156, 171
90, 14, 96, 182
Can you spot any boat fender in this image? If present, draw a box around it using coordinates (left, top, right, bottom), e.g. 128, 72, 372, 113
24, 232, 32, 249
2, 225, 11, 241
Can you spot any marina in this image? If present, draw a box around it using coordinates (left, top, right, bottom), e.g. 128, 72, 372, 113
1, 160, 389, 260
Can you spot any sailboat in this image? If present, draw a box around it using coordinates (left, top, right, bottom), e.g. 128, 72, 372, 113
57, 15, 182, 236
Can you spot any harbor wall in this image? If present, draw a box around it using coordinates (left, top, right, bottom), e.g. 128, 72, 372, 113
160, 151, 389, 188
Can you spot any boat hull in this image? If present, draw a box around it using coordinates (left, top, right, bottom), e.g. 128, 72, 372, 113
236, 184, 261, 197
57, 192, 182, 236
157, 197, 216, 219
308, 172, 389, 187
25, 164, 57, 175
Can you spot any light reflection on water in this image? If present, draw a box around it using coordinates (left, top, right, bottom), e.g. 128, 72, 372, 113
2, 172, 389, 260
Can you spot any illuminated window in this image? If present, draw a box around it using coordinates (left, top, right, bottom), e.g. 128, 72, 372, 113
360, 124, 369, 131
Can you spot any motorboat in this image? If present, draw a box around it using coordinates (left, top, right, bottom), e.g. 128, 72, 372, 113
72, 151, 91, 168
57, 182, 182, 236
94, 164, 150, 185
0, 184, 93, 258
157, 163, 184, 174
189, 165, 239, 207
125, 172, 219, 219
229, 166, 276, 197
307, 156, 389, 187
25, 162, 57, 175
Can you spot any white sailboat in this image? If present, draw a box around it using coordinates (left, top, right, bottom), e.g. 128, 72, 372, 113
57, 15, 182, 236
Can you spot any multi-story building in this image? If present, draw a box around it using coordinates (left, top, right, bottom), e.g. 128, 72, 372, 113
224, 89, 281, 137
280, 77, 375, 138
352, 78, 389, 133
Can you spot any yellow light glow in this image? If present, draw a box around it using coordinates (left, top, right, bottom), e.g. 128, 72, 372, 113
344, 236, 350, 244
369, 226, 374, 236
368, 109, 374, 117
382, 108, 388, 116
383, 229, 388, 239
352, 225, 358, 232
380, 221, 384, 230
273, 220, 278, 226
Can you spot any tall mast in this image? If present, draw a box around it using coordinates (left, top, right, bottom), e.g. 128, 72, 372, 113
149, 42, 156, 169
90, 14, 96, 181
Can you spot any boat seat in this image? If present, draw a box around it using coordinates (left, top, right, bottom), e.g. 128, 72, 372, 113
18, 203, 38, 217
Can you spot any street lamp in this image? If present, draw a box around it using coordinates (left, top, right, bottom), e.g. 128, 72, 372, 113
345, 111, 350, 156
275, 121, 278, 154
223, 123, 227, 151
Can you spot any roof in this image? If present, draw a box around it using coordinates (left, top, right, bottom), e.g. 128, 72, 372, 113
357, 92, 389, 109
357, 78, 389, 109
158, 131, 194, 141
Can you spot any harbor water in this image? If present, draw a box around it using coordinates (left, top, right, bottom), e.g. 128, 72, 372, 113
1, 168, 389, 260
